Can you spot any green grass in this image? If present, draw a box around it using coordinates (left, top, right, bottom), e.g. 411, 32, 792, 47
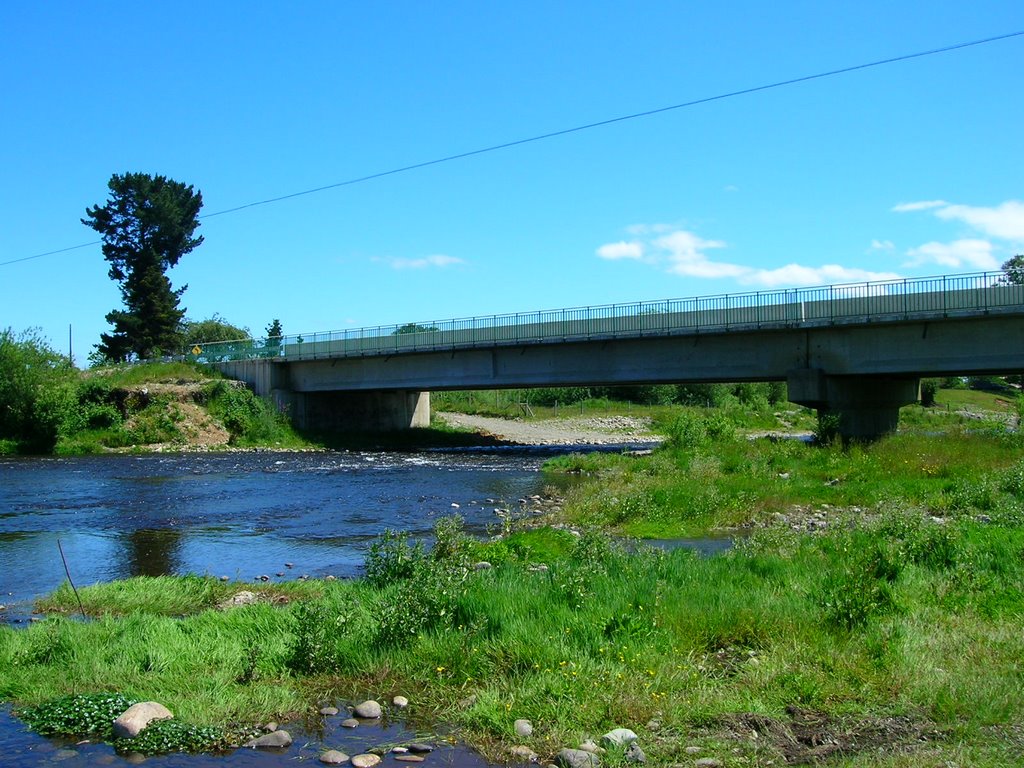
84, 361, 216, 387
3, 510, 1023, 764
545, 419, 1024, 538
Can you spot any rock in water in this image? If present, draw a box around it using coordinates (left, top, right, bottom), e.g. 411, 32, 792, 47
320, 750, 350, 764
351, 754, 382, 768
113, 702, 173, 739
557, 748, 600, 768
353, 700, 382, 718
245, 730, 293, 748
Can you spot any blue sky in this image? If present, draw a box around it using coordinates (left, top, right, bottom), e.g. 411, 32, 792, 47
3, 1, 1022, 363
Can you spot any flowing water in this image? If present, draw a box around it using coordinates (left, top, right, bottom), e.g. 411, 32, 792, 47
0, 447, 607, 767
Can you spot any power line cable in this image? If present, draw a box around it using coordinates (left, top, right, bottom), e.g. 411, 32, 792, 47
3, 28, 1021, 269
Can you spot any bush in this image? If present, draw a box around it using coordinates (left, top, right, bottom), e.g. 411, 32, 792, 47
203, 380, 281, 443
920, 379, 939, 407
0, 328, 77, 452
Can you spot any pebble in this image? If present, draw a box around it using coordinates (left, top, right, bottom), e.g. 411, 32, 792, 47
684, 746, 702, 755
694, 759, 722, 768
246, 730, 293, 748
320, 750, 350, 764
512, 745, 538, 762
320, 706, 340, 716
264, 722, 279, 732
394, 756, 424, 763
353, 700, 382, 718
557, 747, 600, 768
514, 719, 533, 737
601, 728, 638, 748
285, 562, 294, 568
351, 755, 381, 768
392, 747, 409, 753
341, 718, 359, 728
408, 743, 434, 753
259, 574, 270, 581
392, 695, 409, 708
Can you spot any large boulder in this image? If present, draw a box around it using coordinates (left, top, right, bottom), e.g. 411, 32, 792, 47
113, 702, 173, 739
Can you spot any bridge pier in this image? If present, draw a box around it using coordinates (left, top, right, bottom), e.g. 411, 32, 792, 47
787, 369, 919, 441
285, 390, 431, 433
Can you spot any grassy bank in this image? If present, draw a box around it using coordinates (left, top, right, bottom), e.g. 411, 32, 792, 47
3, 389, 1024, 763
2, 504, 1023, 765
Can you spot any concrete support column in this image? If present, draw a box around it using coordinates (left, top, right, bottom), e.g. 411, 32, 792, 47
290, 390, 430, 433
787, 369, 919, 441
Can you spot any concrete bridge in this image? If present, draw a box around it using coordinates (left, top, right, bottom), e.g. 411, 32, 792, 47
204, 272, 1024, 440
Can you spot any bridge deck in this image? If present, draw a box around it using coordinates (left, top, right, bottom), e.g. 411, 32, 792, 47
194, 273, 1024, 364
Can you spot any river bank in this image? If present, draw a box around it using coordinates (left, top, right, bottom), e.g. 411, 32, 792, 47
3, 421, 1024, 765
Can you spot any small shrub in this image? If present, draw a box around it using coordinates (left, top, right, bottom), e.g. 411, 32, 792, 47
364, 529, 426, 587
285, 601, 345, 675
819, 539, 900, 629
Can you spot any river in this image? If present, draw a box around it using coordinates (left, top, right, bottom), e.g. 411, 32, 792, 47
0, 446, 598, 767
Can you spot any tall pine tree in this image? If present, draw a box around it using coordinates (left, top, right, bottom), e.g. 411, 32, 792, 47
83, 173, 203, 361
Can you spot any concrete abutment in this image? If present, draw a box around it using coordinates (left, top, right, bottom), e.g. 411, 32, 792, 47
787, 368, 919, 441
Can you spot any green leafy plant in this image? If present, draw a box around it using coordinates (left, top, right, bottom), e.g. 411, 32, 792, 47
114, 717, 232, 755
18, 692, 137, 738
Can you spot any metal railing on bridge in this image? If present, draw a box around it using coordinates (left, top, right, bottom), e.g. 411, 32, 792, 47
190, 271, 1024, 364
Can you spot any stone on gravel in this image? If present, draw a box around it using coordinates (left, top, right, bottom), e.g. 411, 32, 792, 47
624, 743, 646, 763
245, 730, 293, 748
351, 754, 382, 768
557, 747, 600, 768
601, 729, 638, 748
320, 750, 350, 764
113, 702, 173, 739
512, 745, 538, 762
514, 719, 533, 737
353, 700, 382, 718
392, 695, 409, 708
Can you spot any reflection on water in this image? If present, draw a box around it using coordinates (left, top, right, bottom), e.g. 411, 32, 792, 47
0, 450, 574, 619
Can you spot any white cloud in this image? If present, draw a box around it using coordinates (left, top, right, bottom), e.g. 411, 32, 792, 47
742, 264, 901, 288
892, 200, 948, 212
596, 225, 901, 288
376, 254, 465, 270
904, 239, 998, 270
934, 201, 1024, 242
596, 241, 644, 260
870, 239, 895, 251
